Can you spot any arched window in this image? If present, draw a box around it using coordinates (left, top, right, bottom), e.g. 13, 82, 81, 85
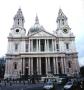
68, 61, 71, 68
15, 43, 18, 51
14, 62, 17, 69
66, 43, 69, 50
56, 43, 59, 51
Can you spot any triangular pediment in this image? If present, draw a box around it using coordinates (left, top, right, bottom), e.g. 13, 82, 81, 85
29, 30, 56, 38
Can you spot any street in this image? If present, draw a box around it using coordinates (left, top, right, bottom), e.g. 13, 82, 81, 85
0, 83, 64, 90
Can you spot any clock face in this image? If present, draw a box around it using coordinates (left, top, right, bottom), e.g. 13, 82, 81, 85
16, 29, 19, 33
63, 29, 68, 33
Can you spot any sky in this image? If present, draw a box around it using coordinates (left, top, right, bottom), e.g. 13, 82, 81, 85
0, 0, 84, 66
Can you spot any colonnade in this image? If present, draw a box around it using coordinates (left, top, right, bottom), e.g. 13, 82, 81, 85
4, 55, 79, 79
28, 39, 59, 52
22, 57, 67, 76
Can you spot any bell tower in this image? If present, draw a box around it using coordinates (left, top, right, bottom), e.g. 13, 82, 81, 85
56, 9, 73, 37
56, 9, 68, 29
13, 8, 24, 28
9, 8, 26, 37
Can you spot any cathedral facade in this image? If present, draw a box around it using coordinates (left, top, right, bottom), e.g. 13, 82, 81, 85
4, 8, 79, 79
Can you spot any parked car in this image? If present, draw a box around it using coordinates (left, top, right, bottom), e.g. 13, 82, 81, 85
64, 81, 76, 90
43, 81, 55, 90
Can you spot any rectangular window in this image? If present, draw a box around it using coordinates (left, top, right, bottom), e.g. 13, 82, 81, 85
26, 43, 28, 52
56, 44, 59, 51
14, 62, 17, 69
25, 58, 29, 67
66, 43, 69, 50
68, 61, 71, 68
15, 44, 18, 51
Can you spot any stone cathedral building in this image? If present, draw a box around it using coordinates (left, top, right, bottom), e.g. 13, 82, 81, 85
4, 8, 79, 79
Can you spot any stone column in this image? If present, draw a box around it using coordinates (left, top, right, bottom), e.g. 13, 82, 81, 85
29, 39, 30, 52
74, 58, 79, 74
8, 60, 11, 75
47, 40, 49, 52
7, 60, 9, 75
23, 58, 25, 75
39, 57, 41, 75
30, 40, 31, 52
39, 39, 40, 52
46, 40, 48, 51
21, 58, 23, 75
5, 59, 8, 74
37, 57, 39, 75
46, 57, 48, 75
75, 58, 80, 73
63, 57, 67, 74
52, 39, 54, 52
53, 57, 56, 74
48, 57, 51, 72
56, 57, 58, 74
45, 40, 46, 52
54, 40, 56, 52
28, 58, 30, 75
30, 57, 33, 75
36, 39, 38, 52
31, 39, 33, 52
61, 57, 64, 74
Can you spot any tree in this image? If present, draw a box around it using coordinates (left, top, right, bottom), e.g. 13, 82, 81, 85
80, 66, 84, 77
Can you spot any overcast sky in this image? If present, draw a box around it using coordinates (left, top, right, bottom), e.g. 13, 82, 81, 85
0, 0, 84, 66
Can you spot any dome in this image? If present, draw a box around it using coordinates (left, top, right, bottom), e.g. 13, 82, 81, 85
28, 15, 45, 35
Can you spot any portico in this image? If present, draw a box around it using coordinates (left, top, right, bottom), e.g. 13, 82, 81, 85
21, 56, 67, 76
27, 38, 57, 53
